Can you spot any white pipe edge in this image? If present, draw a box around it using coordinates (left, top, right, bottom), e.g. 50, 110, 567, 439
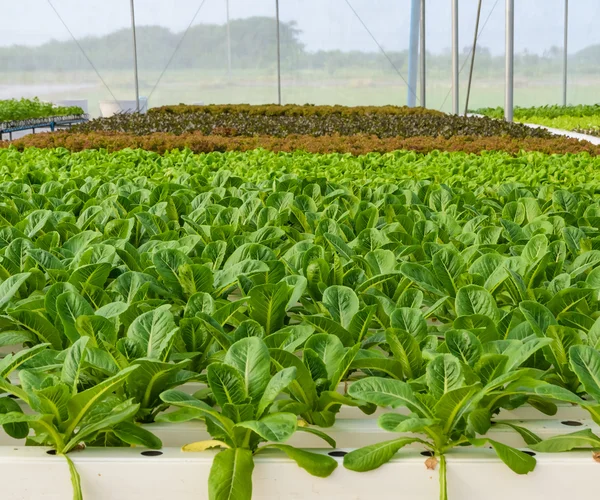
466, 113, 600, 146
521, 122, 600, 145
0, 417, 596, 449
0, 446, 597, 500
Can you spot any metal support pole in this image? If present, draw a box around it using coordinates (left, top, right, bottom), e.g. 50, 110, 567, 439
226, 0, 232, 81
451, 0, 459, 114
505, 0, 514, 122
562, 0, 568, 106
275, 0, 282, 105
130, 0, 140, 112
407, 0, 421, 107
419, 0, 426, 107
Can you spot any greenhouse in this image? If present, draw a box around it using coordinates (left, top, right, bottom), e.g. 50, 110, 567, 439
0, 1, 599, 499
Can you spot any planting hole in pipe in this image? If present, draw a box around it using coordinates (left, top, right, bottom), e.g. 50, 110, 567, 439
328, 451, 347, 457
421, 451, 434, 457
522, 451, 536, 457
561, 420, 583, 427
141, 451, 163, 457
46, 450, 57, 455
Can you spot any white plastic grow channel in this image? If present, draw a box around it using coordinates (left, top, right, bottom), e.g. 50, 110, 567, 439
0, 446, 597, 500
0, 418, 596, 449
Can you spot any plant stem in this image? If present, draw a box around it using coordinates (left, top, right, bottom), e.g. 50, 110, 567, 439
439, 454, 448, 500
62, 453, 83, 500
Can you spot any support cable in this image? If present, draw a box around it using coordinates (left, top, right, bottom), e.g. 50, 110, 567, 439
343, 0, 419, 105
46, 0, 121, 107
147, 0, 209, 102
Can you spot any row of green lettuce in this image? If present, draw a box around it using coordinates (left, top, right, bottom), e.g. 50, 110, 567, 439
0, 147, 598, 500
475, 104, 600, 137
0, 98, 84, 124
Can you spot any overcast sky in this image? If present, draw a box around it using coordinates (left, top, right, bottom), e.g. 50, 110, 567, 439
2, 0, 599, 55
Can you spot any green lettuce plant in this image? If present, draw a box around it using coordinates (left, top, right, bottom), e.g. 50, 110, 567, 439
157, 337, 337, 500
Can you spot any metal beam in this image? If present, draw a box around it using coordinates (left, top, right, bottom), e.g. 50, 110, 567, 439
226, 0, 232, 81
563, 0, 568, 106
275, 0, 282, 105
407, 0, 421, 107
505, 0, 514, 122
451, 0, 459, 114
130, 0, 140, 112
419, 0, 426, 107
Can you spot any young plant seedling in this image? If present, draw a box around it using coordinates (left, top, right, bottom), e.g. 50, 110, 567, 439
157, 337, 338, 500
0, 339, 160, 500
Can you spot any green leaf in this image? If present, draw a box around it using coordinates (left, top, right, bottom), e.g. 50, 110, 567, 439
207, 363, 248, 408
256, 367, 297, 418
6, 310, 62, 350
0, 272, 30, 311
297, 425, 337, 448
248, 282, 289, 335
343, 438, 422, 472
426, 354, 464, 400
390, 308, 428, 343
386, 329, 421, 380
178, 264, 214, 297
126, 304, 178, 360
519, 301, 557, 336
68, 263, 112, 290
235, 412, 297, 443
0, 397, 29, 439
347, 377, 432, 417
224, 337, 271, 402
66, 400, 140, 450
455, 285, 498, 320
329, 344, 360, 390
302, 315, 354, 347
488, 439, 536, 474
159, 390, 234, 435
305, 334, 345, 380
265, 444, 338, 477
569, 345, 600, 401
113, 422, 162, 449
378, 413, 439, 433
521, 234, 548, 263
153, 248, 191, 295
61, 337, 89, 394
445, 330, 482, 366
56, 291, 94, 344
494, 422, 542, 446
432, 247, 465, 296
127, 359, 192, 410
0, 343, 49, 378
530, 429, 600, 452
269, 349, 318, 407
64, 365, 139, 438
435, 384, 480, 434
322, 285, 359, 329
208, 448, 254, 500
